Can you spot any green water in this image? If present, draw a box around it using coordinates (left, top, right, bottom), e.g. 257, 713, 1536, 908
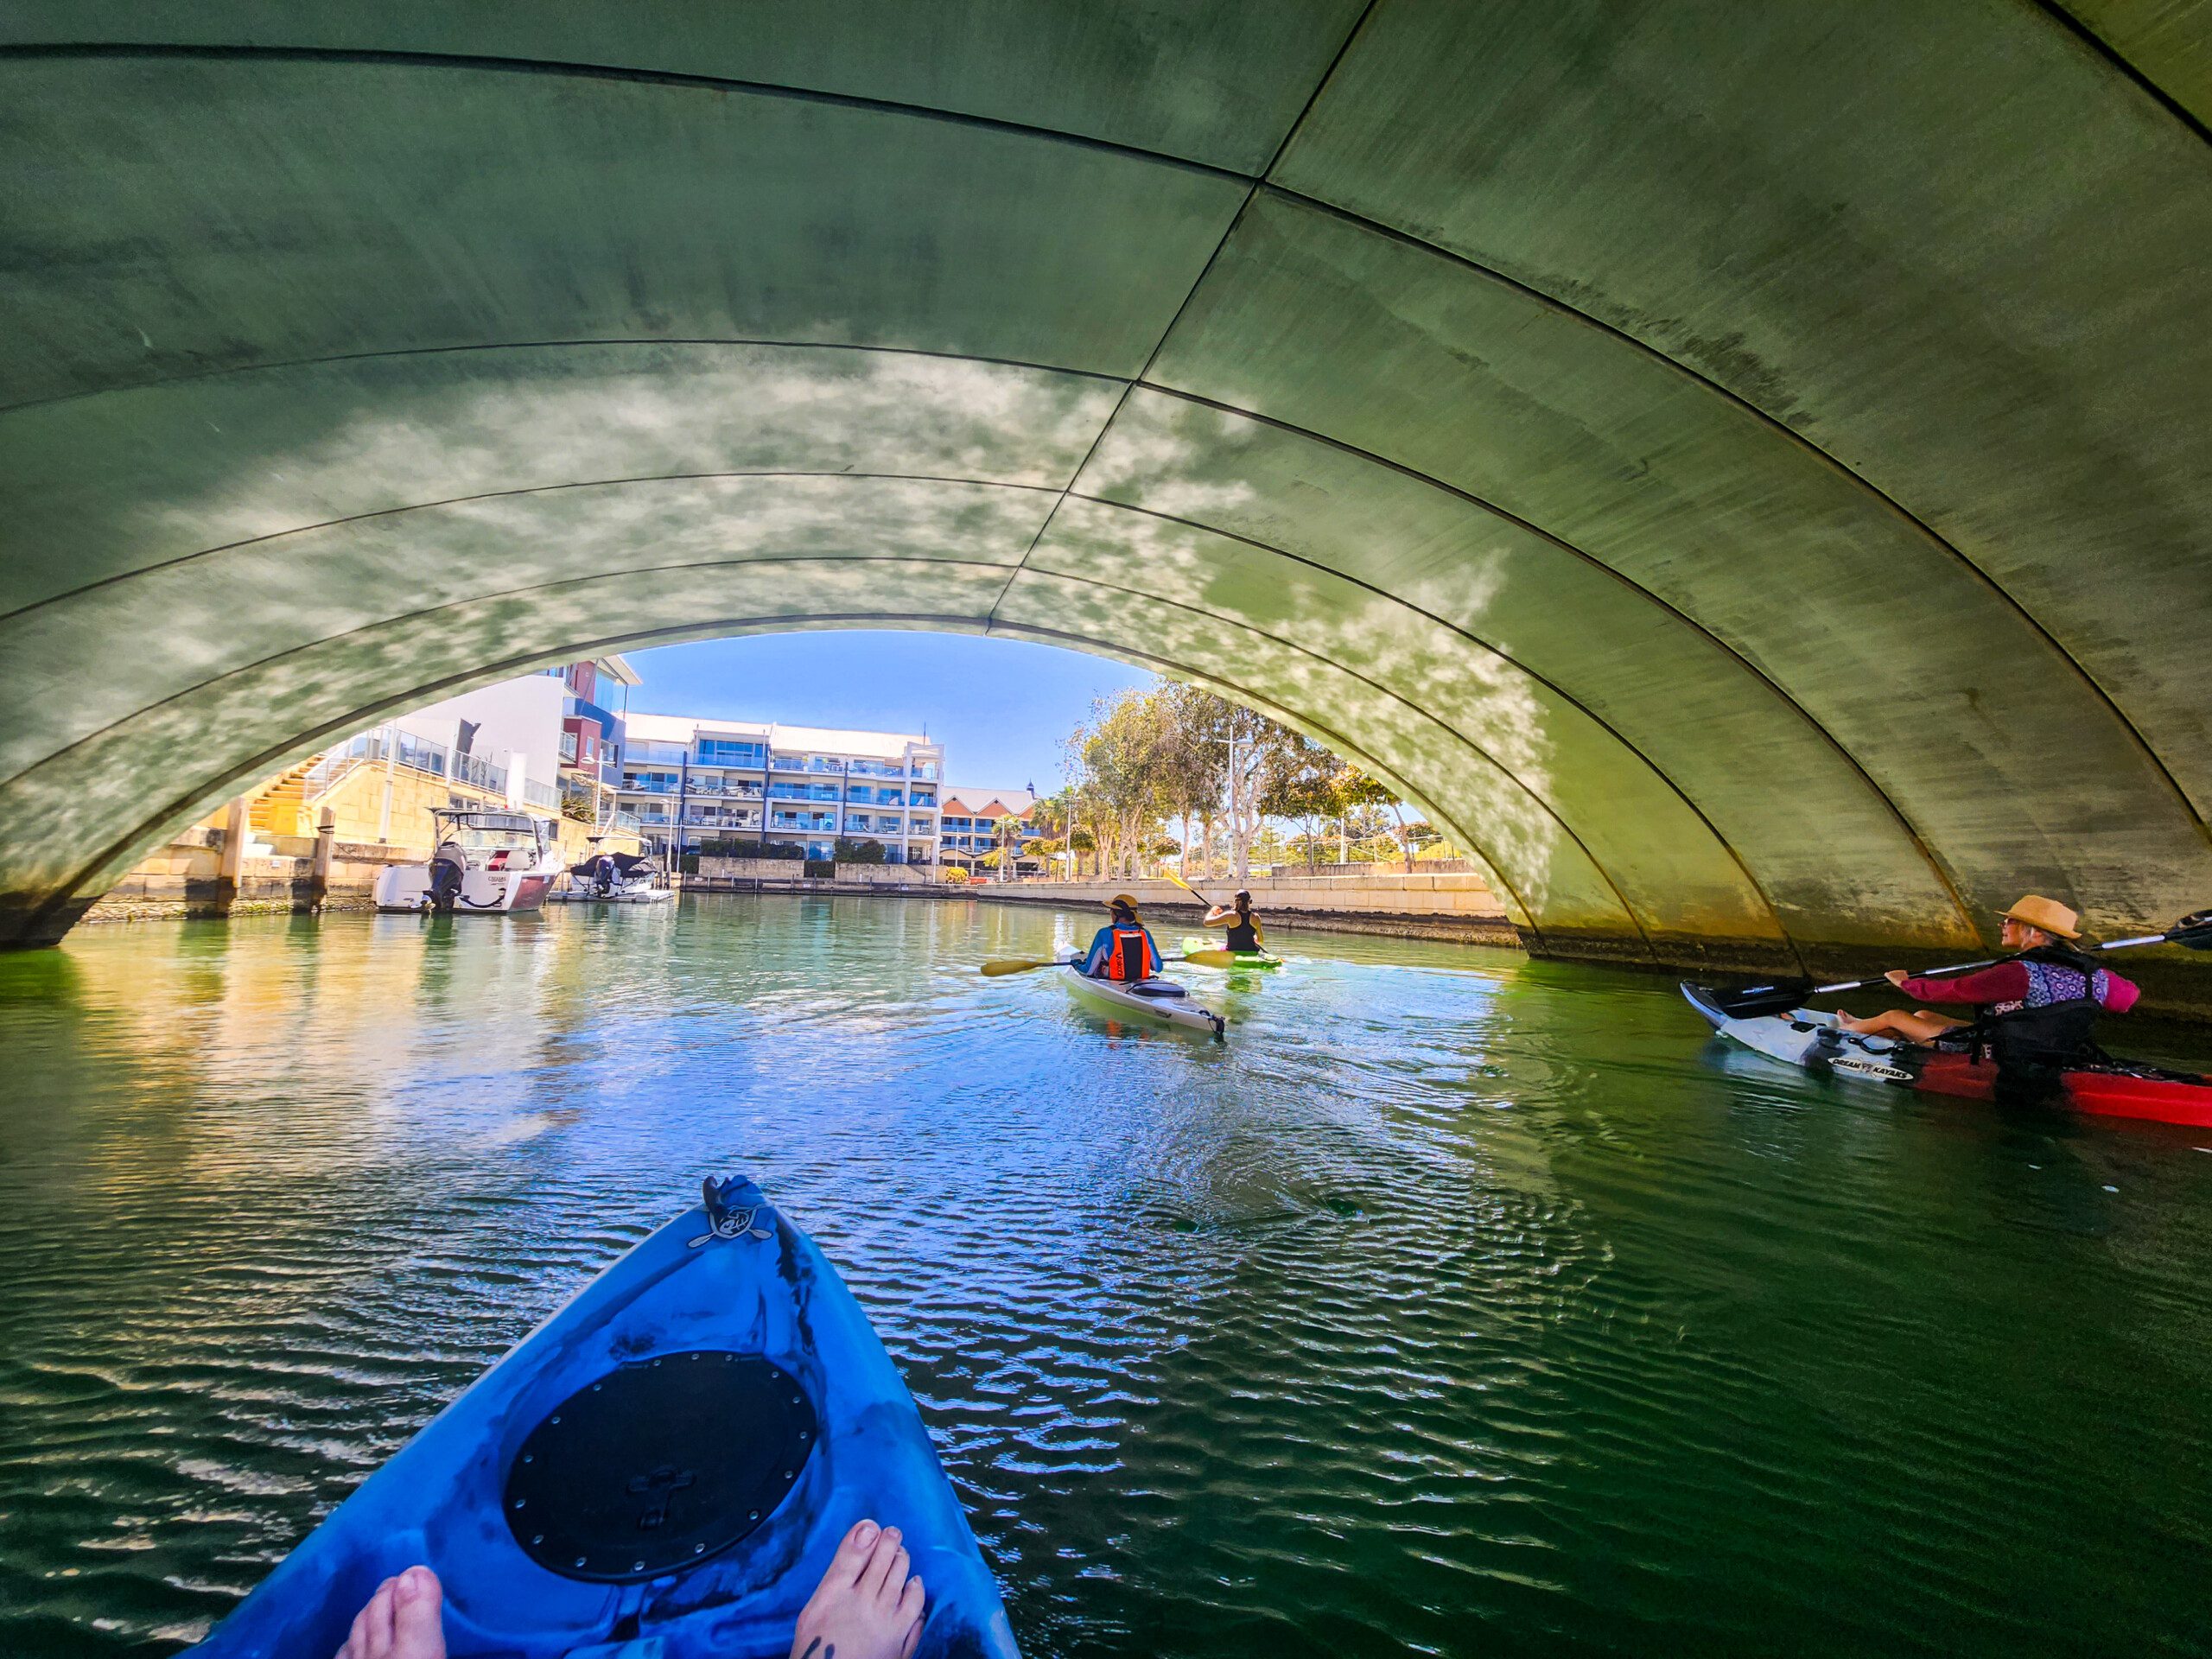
2, 896, 2209, 1657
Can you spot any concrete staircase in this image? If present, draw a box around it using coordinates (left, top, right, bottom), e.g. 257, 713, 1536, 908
247, 755, 322, 839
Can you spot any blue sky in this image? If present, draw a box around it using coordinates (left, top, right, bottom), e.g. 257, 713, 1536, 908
624, 632, 1154, 791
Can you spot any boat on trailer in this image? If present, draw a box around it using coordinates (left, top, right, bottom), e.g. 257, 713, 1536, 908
374, 807, 564, 915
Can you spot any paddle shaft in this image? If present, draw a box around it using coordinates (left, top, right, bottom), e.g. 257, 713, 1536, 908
980, 951, 1232, 976
1707, 909, 2211, 1018
1165, 869, 1224, 911
1811, 931, 2171, 996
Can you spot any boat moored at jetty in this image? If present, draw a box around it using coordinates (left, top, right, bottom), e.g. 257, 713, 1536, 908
550, 848, 675, 905
374, 807, 563, 915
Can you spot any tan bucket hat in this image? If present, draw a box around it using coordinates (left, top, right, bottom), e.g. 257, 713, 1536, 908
1107, 893, 1140, 915
1998, 894, 2081, 939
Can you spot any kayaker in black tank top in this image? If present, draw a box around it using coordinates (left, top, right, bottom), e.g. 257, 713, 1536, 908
1205, 890, 1264, 953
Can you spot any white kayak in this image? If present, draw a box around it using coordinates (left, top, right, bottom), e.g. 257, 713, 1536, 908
1063, 967, 1226, 1038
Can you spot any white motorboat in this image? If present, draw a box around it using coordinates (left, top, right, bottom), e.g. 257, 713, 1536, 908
550, 847, 676, 905
373, 807, 563, 914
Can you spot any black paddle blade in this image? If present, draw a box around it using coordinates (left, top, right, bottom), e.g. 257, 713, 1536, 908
2169, 911, 2212, 950
1697, 977, 1816, 1019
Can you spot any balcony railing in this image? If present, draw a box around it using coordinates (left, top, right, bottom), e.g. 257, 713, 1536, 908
302, 725, 507, 800
694, 744, 767, 768
768, 784, 841, 803
524, 779, 560, 810
687, 779, 764, 798
620, 777, 680, 794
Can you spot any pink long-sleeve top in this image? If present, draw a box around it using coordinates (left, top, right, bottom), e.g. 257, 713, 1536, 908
1897, 959, 2139, 1014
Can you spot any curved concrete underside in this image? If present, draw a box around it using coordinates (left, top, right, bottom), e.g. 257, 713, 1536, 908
2, 2, 2209, 976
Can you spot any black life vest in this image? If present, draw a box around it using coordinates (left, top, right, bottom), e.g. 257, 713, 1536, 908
1952, 944, 2109, 1106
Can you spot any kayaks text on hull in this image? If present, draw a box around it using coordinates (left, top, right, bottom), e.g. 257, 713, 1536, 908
1682, 982, 2212, 1129
1063, 968, 1226, 1039
190, 1177, 1020, 1659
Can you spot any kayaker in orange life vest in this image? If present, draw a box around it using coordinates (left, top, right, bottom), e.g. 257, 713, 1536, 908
1834, 894, 2139, 1052
1077, 894, 1163, 982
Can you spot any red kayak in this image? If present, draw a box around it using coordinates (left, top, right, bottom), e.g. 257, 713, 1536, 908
1682, 983, 2212, 1130
1911, 1049, 2212, 1128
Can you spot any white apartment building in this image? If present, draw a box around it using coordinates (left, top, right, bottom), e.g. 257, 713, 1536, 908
613, 715, 943, 864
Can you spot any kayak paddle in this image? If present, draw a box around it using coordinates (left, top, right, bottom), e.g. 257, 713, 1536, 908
1164, 868, 1222, 907
1700, 908, 2212, 1020
1166, 868, 1268, 950
980, 949, 1239, 976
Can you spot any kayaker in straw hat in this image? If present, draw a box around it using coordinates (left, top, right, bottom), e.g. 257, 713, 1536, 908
1834, 895, 2139, 1079
1200, 889, 1265, 954
1077, 893, 1163, 982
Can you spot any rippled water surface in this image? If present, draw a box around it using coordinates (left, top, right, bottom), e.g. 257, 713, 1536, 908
3, 897, 2211, 1657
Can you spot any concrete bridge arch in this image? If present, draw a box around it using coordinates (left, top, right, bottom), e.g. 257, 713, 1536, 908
3, 2, 2208, 982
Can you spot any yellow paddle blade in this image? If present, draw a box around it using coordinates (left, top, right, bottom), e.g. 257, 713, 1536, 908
1179, 949, 1238, 969
979, 957, 1059, 976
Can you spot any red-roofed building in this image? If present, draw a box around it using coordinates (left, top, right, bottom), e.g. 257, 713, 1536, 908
938, 786, 1042, 874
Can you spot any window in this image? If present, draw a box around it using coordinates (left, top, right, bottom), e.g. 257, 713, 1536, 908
696, 738, 766, 767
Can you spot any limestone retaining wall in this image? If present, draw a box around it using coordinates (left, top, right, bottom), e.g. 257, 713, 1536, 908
957, 873, 1520, 947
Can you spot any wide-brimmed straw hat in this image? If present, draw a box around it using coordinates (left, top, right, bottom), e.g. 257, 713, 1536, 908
1998, 894, 2081, 939
1107, 893, 1140, 914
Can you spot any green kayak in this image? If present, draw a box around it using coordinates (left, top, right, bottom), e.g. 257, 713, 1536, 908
1180, 936, 1283, 970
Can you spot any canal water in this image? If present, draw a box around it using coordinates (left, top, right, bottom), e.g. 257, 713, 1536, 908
2, 896, 2209, 1657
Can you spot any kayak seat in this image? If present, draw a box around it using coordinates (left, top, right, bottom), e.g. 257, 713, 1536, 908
1127, 981, 1187, 999
503, 1351, 817, 1582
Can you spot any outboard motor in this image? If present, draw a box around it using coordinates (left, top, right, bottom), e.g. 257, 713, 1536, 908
428, 841, 467, 913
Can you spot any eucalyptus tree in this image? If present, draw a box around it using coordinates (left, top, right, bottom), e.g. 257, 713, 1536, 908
1335, 766, 1418, 872
1258, 735, 1344, 871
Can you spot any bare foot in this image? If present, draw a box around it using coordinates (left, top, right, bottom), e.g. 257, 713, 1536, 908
791, 1519, 926, 1659
337, 1565, 444, 1659
1833, 1008, 1871, 1033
